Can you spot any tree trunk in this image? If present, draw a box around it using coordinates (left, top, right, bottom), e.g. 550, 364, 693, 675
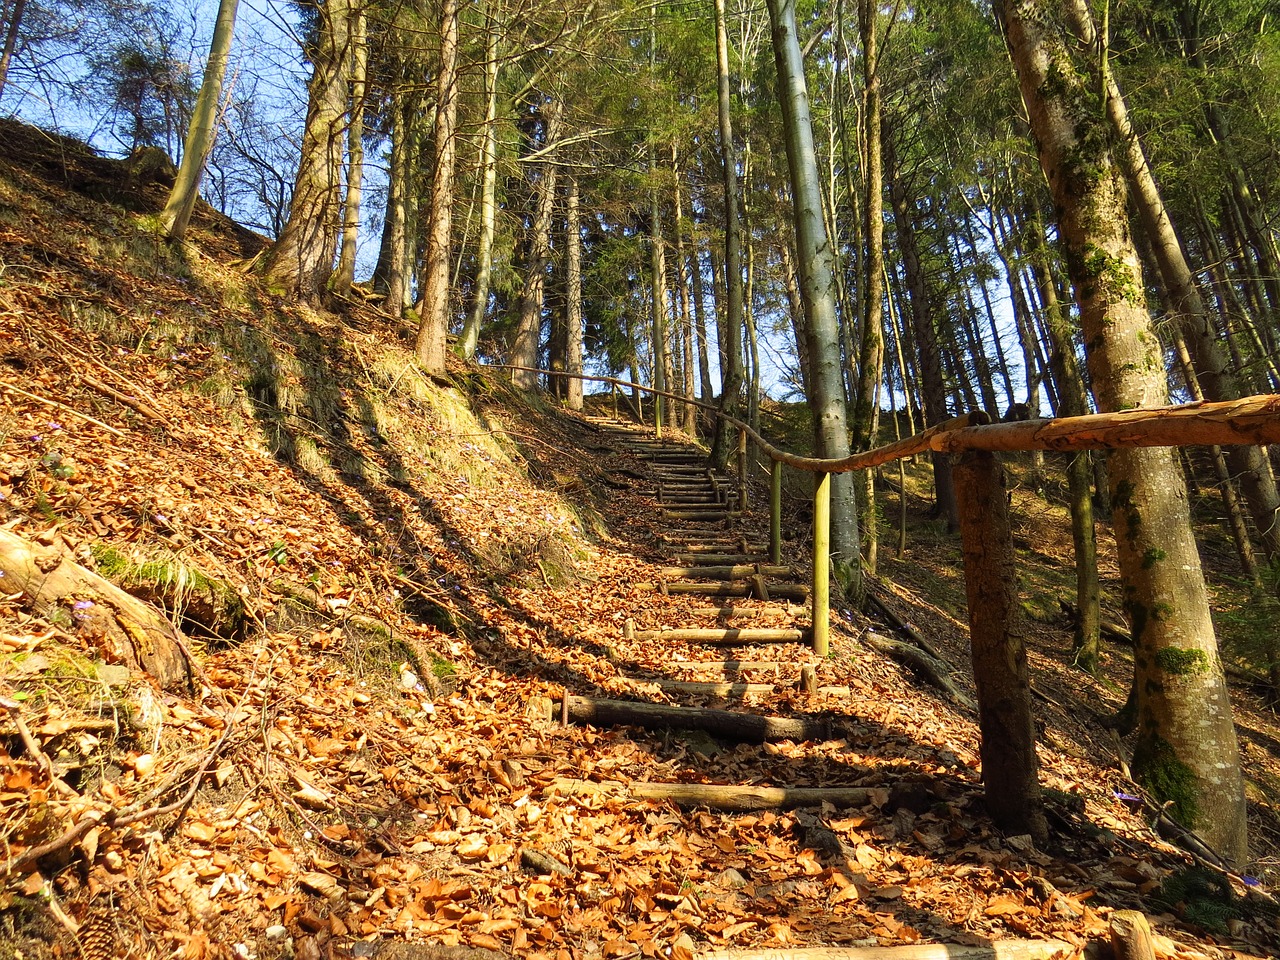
374, 93, 412, 312
1029, 216, 1101, 673
262, 0, 351, 301
414, 0, 460, 376
564, 174, 584, 411
853, 0, 885, 575
690, 218, 715, 402
765, 0, 860, 597
885, 136, 957, 529
0, 0, 27, 102
712, 0, 746, 468
160, 0, 239, 241
996, 0, 1248, 865
953, 452, 1047, 844
457, 4, 501, 359
511, 101, 561, 391
332, 6, 367, 296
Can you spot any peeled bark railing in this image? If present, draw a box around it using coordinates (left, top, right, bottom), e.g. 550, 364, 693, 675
497, 364, 1280, 655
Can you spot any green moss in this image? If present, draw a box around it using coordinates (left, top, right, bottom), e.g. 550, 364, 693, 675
1132, 736, 1200, 829
1142, 547, 1167, 569
1155, 646, 1209, 676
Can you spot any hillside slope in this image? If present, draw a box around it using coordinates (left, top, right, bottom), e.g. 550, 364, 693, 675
0, 120, 1277, 960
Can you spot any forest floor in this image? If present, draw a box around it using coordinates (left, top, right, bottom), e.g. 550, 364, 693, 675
0, 118, 1279, 960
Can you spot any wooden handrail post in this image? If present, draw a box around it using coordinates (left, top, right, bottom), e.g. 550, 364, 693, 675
655, 389, 663, 440
769, 459, 782, 565
611, 383, 618, 420
737, 428, 749, 513
812, 471, 830, 657
954, 449, 1047, 844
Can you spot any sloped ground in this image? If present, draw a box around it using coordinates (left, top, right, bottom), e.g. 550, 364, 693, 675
0, 119, 1278, 960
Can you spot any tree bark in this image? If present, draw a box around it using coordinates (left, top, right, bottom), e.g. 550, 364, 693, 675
996, 0, 1248, 865
765, 0, 860, 597
414, 0, 460, 376
457, 4, 501, 358
954, 451, 1046, 844
0, 0, 27, 102
160, 0, 239, 241
712, 0, 746, 468
564, 174, 584, 411
511, 101, 562, 391
262, 0, 351, 301
332, 5, 367, 296
885, 136, 957, 529
373, 92, 412, 312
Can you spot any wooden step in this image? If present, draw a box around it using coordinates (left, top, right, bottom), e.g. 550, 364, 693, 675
668, 659, 800, 672
621, 679, 851, 698
632, 626, 810, 644
661, 509, 732, 521
688, 607, 787, 619
659, 564, 796, 579
638, 582, 811, 600
673, 553, 763, 565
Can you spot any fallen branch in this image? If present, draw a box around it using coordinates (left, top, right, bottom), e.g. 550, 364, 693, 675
1, 713, 235, 877
559, 695, 832, 743
698, 941, 1074, 960
863, 632, 976, 711
548, 778, 870, 812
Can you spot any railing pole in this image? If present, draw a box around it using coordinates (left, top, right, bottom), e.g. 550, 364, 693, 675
812, 471, 830, 657
655, 390, 663, 440
611, 383, 618, 420
769, 459, 782, 565
737, 428, 749, 514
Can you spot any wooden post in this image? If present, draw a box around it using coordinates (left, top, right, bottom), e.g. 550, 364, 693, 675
769, 458, 782, 564
737, 428, 749, 513
812, 471, 830, 658
611, 383, 618, 420
655, 389, 663, 440
953, 450, 1047, 845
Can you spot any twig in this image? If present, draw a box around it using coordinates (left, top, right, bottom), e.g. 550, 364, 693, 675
0, 697, 79, 798
33, 326, 168, 421
0, 713, 237, 877
0, 382, 126, 436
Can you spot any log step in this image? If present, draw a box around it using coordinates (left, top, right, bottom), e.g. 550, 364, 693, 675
661, 510, 733, 521
625, 679, 852, 697
688, 607, 787, 619
638, 582, 811, 600
673, 554, 764, 565
559, 695, 830, 742
632, 626, 811, 644
659, 564, 796, 579
547, 778, 870, 812
675, 540, 761, 552
668, 659, 800, 672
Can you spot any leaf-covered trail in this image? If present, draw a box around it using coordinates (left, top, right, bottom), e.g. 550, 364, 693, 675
0, 118, 1276, 957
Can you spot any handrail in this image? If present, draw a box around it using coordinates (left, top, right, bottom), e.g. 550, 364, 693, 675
494, 365, 1280, 466
493, 363, 1280, 658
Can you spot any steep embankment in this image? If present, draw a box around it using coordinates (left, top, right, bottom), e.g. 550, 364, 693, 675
0, 120, 1277, 960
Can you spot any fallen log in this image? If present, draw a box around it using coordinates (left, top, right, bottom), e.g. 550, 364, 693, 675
548, 778, 868, 811
559, 695, 831, 742
698, 941, 1074, 960
668, 660, 797, 672
0, 528, 191, 691
675, 554, 763, 565
863, 632, 975, 711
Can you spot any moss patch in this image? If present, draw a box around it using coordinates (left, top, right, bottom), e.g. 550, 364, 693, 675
1155, 646, 1209, 676
1132, 736, 1201, 829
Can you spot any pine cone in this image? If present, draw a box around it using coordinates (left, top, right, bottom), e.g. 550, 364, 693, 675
75, 912, 116, 960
